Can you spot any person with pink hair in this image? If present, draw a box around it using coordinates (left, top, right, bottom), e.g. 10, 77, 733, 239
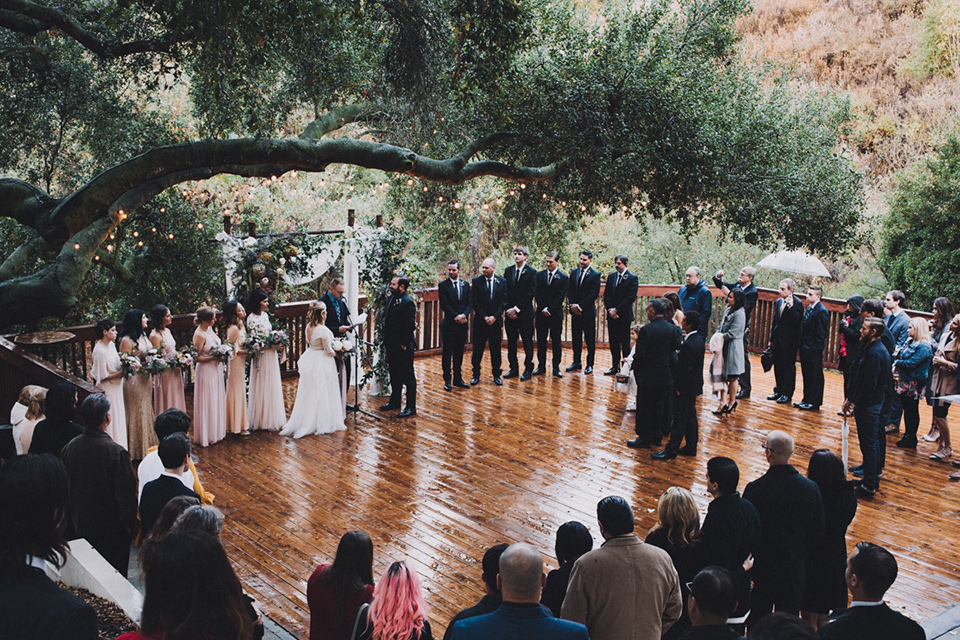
353, 561, 433, 640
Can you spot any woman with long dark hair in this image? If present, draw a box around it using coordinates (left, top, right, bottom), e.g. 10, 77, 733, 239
120, 308, 158, 459
307, 530, 376, 640
541, 521, 593, 617
139, 494, 201, 579
246, 290, 286, 431
91, 319, 127, 447
924, 297, 956, 442
800, 449, 857, 629
837, 295, 864, 401
150, 304, 187, 415
222, 300, 249, 435
929, 314, 959, 461
355, 561, 432, 640
119, 530, 253, 640
713, 289, 746, 415
28, 381, 83, 457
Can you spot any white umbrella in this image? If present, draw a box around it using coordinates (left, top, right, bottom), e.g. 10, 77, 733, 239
757, 250, 831, 278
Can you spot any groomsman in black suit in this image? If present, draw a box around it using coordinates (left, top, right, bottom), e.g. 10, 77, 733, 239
628, 299, 683, 449
767, 278, 804, 404
503, 247, 537, 381
603, 255, 639, 375
566, 249, 601, 374
713, 266, 758, 398
322, 278, 353, 404
652, 311, 705, 459
533, 251, 567, 377
438, 260, 472, 391
381, 275, 417, 417
796, 285, 829, 411
471, 258, 506, 385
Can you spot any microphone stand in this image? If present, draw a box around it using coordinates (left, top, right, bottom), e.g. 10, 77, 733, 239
345, 324, 380, 421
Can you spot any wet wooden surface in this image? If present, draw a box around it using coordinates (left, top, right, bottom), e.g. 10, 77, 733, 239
193, 351, 960, 639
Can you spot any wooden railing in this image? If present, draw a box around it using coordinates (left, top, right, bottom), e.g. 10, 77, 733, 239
0, 285, 933, 422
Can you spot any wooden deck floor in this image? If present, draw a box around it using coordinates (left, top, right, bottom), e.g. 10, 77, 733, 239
192, 351, 960, 639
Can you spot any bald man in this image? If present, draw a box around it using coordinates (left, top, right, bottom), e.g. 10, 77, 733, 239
450, 543, 589, 640
471, 258, 506, 385
742, 431, 825, 627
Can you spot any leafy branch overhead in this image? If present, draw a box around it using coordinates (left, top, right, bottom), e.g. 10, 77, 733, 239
0, 0, 863, 326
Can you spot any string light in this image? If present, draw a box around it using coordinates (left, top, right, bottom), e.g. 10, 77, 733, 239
94, 255, 100, 261
496, 198, 503, 204
482, 203, 489, 210
520, 184, 526, 189
423, 186, 428, 192
348, 185, 354, 191
138, 240, 144, 246
407, 179, 414, 186
466, 203, 472, 209
509, 190, 515, 196
438, 196, 443, 202
151, 227, 157, 233
168, 233, 174, 239
159, 208, 165, 213
542, 194, 547, 199
106, 245, 114, 252
454, 202, 461, 209
74, 243, 80, 250
133, 231, 139, 237
197, 223, 203, 229
109, 234, 115, 240
561, 201, 567, 206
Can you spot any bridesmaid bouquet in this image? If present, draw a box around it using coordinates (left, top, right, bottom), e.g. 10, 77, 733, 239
208, 343, 235, 363
170, 345, 198, 369
269, 329, 289, 348
143, 347, 168, 375
244, 332, 272, 360
119, 352, 143, 377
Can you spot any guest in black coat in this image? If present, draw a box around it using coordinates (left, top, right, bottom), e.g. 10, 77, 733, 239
438, 260, 472, 389
502, 247, 537, 379
533, 251, 567, 377
0, 454, 99, 640
28, 381, 83, 458
442, 543, 507, 640
818, 542, 925, 640
471, 258, 506, 385
700, 457, 760, 622
801, 449, 857, 630
767, 279, 804, 405
139, 433, 201, 537
796, 285, 830, 411
603, 255, 639, 374
838, 295, 865, 399
381, 275, 418, 417
628, 299, 683, 449
566, 250, 602, 373
541, 521, 593, 617
680, 567, 748, 640
742, 431, 824, 626
654, 312, 705, 459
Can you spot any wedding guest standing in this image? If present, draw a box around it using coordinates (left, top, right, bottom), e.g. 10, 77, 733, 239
10, 385, 45, 455
28, 382, 82, 457
149, 304, 187, 415
247, 290, 286, 431
603, 255, 639, 374
893, 318, 933, 449
91, 319, 127, 448
712, 290, 745, 416
119, 308, 157, 460
193, 307, 227, 447
223, 301, 249, 436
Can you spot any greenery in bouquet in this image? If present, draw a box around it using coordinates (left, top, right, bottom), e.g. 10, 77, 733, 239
142, 347, 168, 375
268, 329, 289, 348
119, 353, 143, 378
171, 345, 198, 370
243, 332, 272, 360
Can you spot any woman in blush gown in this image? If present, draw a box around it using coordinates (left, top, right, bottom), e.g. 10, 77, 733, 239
246, 289, 286, 431
149, 304, 187, 415
119, 309, 157, 460
222, 300, 249, 435
281, 303, 346, 438
192, 306, 227, 447
91, 319, 127, 448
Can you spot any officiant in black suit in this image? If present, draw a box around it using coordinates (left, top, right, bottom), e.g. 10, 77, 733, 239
603, 255, 639, 375
503, 246, 537, 380
471, 258, 506, 385
438, 260, 472, 391
534, 251, 567, 377
381, 275, 417, 417
322, 278, 353, 403
566, 249, 601, 374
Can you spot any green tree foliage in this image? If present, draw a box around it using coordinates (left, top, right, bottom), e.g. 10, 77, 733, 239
880, 135, 960, 310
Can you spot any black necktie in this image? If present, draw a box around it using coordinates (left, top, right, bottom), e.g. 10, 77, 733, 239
488, 278, 494, 301
516, 268, 521, 283
548, 271, 553, 286
454, 279, 460, 300
579, 269, 586, 287
617, 273, 622, 288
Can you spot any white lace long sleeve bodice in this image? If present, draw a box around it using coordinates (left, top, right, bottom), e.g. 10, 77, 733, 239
308, 325, 336, 357
247, 312, 272, 335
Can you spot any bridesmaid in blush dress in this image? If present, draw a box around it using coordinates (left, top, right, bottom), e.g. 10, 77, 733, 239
150, 304, 187, 414
119, 309, 158, 460
192, 306, 227, 447
223, 300, 249, 435
246, 290, 286, 431
91, 319, 127, 448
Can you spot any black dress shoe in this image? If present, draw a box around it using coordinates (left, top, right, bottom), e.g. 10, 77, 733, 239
453, 380, 470, 388
603, 368, 617, 375
676, 446, 697, 456
792, 401, 802, 408
626, 438, 651, 449
767, 393, 780, 400
502, 370, 519, 379
797, 403, 819, 411
651, 449, 677, 460
584, 366, 593, 374
493, 377, 503, 386
736, 390, 750, 399
398, 408, 417, 418
848, 463, 863, 472
470, 377, 480, 385
553, 369, 563, 378
520, 371, 532, 381
379, 402, 400, 411
531, 368, 545, 376
777, 396, 792, 404
443, 382, 452, 392
896, 436, 918, 448
565, 363, 582, 372
855, 485, 876, 499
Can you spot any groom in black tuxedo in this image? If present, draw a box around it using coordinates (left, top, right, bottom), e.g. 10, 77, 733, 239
471, 258, 506, 385
381, 275, 417, 417
566, 249, 601, 374
438, 260, 471, 391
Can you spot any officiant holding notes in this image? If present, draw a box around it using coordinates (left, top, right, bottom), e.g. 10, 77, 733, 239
322, 278, 354, 404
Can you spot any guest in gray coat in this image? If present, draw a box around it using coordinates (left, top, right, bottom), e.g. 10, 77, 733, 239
713, 290, 746, 416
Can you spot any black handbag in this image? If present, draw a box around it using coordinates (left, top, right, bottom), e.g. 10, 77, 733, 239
761, 348, 774, 373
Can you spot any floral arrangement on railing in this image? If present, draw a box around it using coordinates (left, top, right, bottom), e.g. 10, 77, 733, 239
224, 233, 327, 304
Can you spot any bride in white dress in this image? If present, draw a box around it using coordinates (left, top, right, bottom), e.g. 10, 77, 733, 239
280, 302, 346, 438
